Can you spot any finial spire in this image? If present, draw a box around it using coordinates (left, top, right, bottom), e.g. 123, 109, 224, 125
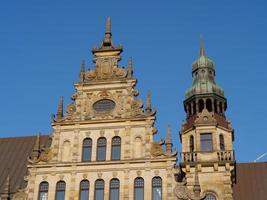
56, 96, 64, 119
127, 57, 133, 79
79, 60, 85, 82
199, 34, 206, 56
31, 133, 41, 161
166, 125, 173, 155
145, 90, 152, 113
106, 16, 111, 34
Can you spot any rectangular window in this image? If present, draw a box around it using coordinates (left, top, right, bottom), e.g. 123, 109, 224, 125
200, 133, 213, 152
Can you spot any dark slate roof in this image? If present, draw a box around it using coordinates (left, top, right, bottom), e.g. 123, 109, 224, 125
0, 135, 50, 195
233, 162, 267, 200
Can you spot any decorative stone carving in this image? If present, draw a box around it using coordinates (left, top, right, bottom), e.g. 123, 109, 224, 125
151, 140, 165, 157
194, 108, 217, 125
12, 190, 28, 200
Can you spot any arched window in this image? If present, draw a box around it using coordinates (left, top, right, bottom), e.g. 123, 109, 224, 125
55, 181, 66, 200
134, 177, 144, 200
109, 178, 120, 200
95, 179, 104, 200
190, 135, 194, 152
82, 138, 92, 161
111, 137, 121, 160
206, 99, 212, 112
199, 99, 204, 113
204, 193, 217, 200
97, 137, 106, 161
38, 181, 49, 200
219, 134, 225, 151
80, 180, 89, 200
152, 177, 162, 200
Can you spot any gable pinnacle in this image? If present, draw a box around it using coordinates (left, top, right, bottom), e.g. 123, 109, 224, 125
127, 57, 133, 78
199, 34, 206, 56
166, 125, 173, 154
56, 96, 64, 119
106, 16, 111, 35
145, 90, 152, 113
79, 60, 85, 82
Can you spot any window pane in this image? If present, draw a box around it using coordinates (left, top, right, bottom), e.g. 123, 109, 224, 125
39, 182, 49, 200
95, 180, 104, 200
152, 177, 162, 200
97, 146, 106, 161
110, 179, 120, 200
110, 189, 119, 200
134, 178, 144, 200
219, 135, 225, 151
56, 191, 65, 200
97, 138, 106, 161
111, 137, 121, 160
83, 147, 92, 161
200, 133, 213, 151
39, 192, 48, 200
80, 190, 89, 200
111, 146, 121, 160
56, 181, 65, 200
80, 180, 89, 200
152, 188, 162, 200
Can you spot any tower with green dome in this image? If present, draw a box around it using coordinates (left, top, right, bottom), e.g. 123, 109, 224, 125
178, 37, 236, 200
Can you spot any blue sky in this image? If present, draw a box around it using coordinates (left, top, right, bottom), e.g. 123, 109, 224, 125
0, 1, 266, 163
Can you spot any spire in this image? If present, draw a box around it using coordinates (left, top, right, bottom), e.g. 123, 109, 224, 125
79, 60, 85, 82
145, 90, 152, 113
127, 57, 133, 79
106, 16, 111, 35
1, 173, 11, 199
56, 96, 64, 119
101, 16, 114, 49
31, 134, 41, 161
199, 34, 206, 57
166, 125, 173, 154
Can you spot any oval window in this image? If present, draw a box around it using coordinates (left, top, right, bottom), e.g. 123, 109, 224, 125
93, 99, 115, 112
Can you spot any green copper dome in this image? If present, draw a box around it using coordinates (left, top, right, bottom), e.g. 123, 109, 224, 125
185, 37, 225, 100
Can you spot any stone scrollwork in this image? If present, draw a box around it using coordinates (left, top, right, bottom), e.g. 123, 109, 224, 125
28, 147, 52, 164
151, 139, 165, 157
12, 190, 28, 200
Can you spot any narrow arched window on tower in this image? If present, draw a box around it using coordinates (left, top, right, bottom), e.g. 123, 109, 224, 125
219, 134, 225, 151
152, 177, 162, 200
190, 135, 194, 152
95, 179, 104, 200
199, 99, 204, 113
82, 138, 92, 161
111, 136, 121, 160
55, 181, 66, 200
97, 137, 106, 161
134, 177, 144, 200
38, 181, 49, 200
109, 178, 120, 200
79, 180, 89, 200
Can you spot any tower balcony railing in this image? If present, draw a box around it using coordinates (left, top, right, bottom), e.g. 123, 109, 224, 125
181, 150, 235, 163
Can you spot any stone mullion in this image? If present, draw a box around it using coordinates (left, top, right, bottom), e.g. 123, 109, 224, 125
70, 170, 77, 200
124, 126, 131, 159
72, 128, 80, 162
123, 169, 130, 200
166, 165, 174, 200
